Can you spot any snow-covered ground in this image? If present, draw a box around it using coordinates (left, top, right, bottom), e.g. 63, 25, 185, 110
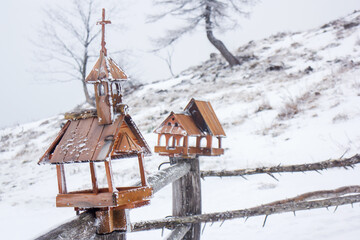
1, 11, 360, 240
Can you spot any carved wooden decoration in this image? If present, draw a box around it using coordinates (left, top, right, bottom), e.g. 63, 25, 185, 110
38, 8, 152, 235
154, 98, 226, 157
85, 8, 128, 125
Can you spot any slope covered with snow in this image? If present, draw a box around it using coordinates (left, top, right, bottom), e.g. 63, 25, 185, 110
1, 11, 360, 240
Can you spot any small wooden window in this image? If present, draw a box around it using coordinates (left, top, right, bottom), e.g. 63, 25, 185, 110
159, 134, 166, 146
200, 137, 207, 148
178, 137, 184, 146
174, 123, 179, 127
98, 83, 105, 96
112, 83, 121, 95
168, 136, 175, 148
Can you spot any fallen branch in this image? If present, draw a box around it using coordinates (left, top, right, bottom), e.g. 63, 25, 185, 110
132, 185, 360, 231
201, 154, 360, 178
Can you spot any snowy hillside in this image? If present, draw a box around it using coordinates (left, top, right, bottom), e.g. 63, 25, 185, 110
1, 11, 360, 240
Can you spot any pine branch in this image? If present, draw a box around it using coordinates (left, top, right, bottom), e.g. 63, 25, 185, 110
132, 186, 360, 231
201, 154, 360, 178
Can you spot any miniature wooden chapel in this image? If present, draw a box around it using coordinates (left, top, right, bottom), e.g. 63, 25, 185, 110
154, 98, 226, 157
38, 9, 152, 234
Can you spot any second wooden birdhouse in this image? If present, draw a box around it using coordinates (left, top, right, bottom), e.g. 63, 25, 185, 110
154, 98, 226, 157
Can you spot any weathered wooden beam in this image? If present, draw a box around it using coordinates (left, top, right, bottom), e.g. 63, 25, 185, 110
165, 225, 191, 240
171, 157, 201, 240
132, 187, 360, 231
35, 162, 190, 240
145, 161, 191, 193
201, 154, 360, 178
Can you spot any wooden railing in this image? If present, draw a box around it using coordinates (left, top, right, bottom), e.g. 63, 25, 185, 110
35, 154, 360, 240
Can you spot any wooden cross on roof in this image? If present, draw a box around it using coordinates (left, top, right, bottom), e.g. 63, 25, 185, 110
97, 8, 111, 56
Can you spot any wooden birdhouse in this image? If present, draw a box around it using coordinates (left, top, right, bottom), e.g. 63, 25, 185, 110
38, 9, 152, 234
154, 98, 226, 157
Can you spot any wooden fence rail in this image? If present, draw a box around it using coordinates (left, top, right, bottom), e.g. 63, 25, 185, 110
35, 155, 360, 240
201, 154, 360, 179
132, 186, 360, 231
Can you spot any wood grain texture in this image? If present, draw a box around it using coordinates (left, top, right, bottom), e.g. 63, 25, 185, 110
171, 157, 201, 240
56, 192, 115, 208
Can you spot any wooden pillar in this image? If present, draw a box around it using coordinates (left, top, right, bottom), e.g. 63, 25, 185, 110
56, 164, 67, 194
183, 136, 189, 155
157, 134, 162, 146
196, 137, 201, 148
170, 156, 201, 240
95, 208, 129, 237
89, 162, 99, 194
206, 135, 212, 149
137, 153, 147, 186
104, 160, 114, 192
217, 137, 222, 149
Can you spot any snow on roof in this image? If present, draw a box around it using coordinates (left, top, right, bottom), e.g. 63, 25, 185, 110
85, 51, 128, 83
39, 114, 150, 164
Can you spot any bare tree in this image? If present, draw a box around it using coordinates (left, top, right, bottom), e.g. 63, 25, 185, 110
156, 47, 176, 77
36, 0, 104, 106
150, 0, 254, 67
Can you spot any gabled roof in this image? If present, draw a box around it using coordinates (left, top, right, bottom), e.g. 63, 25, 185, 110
184, 98, 226, 137
114, 132, 142, 154
154, 112, 202, 136
38, 114, 151, 165
85, 51, 128, 83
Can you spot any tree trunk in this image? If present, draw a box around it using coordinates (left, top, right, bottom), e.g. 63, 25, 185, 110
204, 4, 240, 67
82, 80, 95, 106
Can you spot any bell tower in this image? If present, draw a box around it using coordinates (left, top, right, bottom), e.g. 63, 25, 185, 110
85, 8, 128, 125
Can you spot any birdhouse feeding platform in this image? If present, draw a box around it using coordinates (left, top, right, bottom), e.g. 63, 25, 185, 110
154, 98, 226, 157
38, 9, 152, 234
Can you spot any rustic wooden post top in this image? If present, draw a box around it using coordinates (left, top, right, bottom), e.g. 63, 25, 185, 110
97, 8, 111, 56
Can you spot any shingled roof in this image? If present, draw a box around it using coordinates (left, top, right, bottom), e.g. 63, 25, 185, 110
39, 114, 151, 165
184, 99, 226, 137
154, 99, 226, 137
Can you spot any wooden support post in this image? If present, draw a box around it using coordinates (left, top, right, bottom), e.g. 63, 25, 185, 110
196, 137, 201, 148
206, 135, 212, 149
158, 134, 162, 145
170, 156, 201, 240
56, 164, 67, 194
96, 208, 114, 234
183, 136, 188, 155
137, 153, 147, 186
89, 162, 99, 194
104, 160, 114, 192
